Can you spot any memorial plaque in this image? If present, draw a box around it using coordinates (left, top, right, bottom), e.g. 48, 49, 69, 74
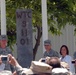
16, 9, 33, 68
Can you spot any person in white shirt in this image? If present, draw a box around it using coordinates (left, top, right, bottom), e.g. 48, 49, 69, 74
59, 45, 75, 73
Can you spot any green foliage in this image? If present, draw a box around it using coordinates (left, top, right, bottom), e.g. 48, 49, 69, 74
48, 0, 76, 26
5, 0, 76, 47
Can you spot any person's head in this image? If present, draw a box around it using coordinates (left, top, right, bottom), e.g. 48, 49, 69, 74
44, 40, 51, 52
60, 45, 69, 56
45, 57, 61, 69
24, 61, 52, 75
0, 35, 7, 48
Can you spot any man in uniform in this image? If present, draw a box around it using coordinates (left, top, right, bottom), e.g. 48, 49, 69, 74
43, 39, 59, 58
0, 35, 14, 72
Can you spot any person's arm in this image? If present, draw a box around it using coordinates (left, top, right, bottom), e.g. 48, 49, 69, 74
8, 54, 26, 75
14, 64, 24, 75
0, 55, 2, 65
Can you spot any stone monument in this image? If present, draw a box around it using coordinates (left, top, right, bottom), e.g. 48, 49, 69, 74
16, 9, 33, 68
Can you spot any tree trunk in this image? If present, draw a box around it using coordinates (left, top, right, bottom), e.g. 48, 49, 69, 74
33, 26, 42, 60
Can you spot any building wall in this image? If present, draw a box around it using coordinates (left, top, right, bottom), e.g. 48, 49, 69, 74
12, 25, 76, 60
35, 25, 76, 60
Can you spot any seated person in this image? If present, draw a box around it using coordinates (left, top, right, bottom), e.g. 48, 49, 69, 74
46, 57, 61, 68
39, 57, 61, 68
39, 57, 72, 75
8, 54, 52, 75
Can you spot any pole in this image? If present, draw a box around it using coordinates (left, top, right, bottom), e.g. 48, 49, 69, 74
1, 0, 6, 35
41, 0, 48, 52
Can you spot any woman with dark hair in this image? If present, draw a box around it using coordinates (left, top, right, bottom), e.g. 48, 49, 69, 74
60, 45, 75, 73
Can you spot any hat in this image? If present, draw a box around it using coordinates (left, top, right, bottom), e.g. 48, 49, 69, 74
0, 35, 7, 40
44, 39, 51, 45
52, 68, 70, 75
23, 61, 52, 74
0, 70, 13, 75
60, 62, 69, 70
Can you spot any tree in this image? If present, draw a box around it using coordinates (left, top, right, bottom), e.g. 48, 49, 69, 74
6, 0, 76, 60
